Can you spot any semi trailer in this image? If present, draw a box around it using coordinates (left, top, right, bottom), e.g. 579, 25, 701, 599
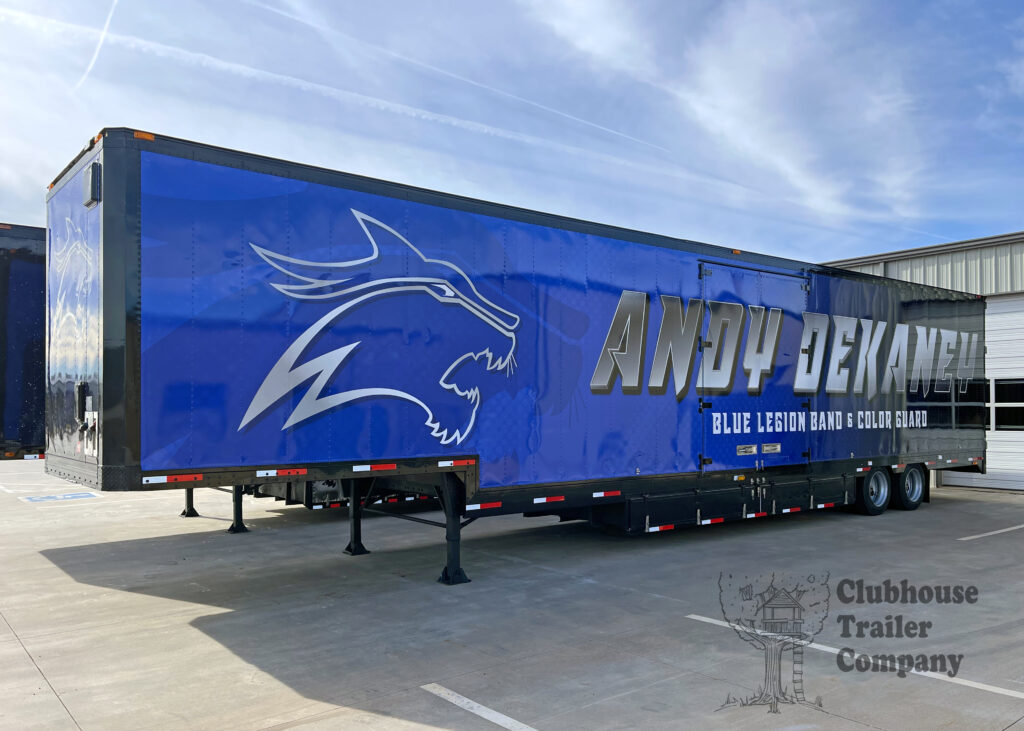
46, 129, 986, 582
1, 223, 45, 459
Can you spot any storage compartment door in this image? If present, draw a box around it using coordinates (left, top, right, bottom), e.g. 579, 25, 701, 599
699, 263, 809, 472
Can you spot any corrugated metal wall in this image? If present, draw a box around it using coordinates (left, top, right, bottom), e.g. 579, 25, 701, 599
840, 241, 1024, 296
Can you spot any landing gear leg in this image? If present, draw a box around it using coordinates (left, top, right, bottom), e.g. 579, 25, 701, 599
438, 474, 470, 585
228, 485, 248, 533
180, 487, 199, 518
344, 479, 370, 556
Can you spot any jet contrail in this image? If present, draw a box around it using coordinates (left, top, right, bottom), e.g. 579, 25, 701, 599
73, 0, 120, 91
0, 5, 755, 201
245, 0, 670, 154
3, 6, 888, 234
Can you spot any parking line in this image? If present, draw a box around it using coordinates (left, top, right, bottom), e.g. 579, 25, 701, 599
686, 614, 1024, 700
957, 524, 1024, 542
421, 683, 537, 731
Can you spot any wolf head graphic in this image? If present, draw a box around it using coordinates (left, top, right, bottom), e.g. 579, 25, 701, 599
239, 209, 520, 445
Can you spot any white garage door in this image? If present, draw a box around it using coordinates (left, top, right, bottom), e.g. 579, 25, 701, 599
943, 293, 1024, 489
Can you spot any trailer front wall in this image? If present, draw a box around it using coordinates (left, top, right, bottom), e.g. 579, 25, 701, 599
137, 151, 985, 488
45, 155, 102, 461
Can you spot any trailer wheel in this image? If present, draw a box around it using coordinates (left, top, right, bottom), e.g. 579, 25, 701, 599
893, 464, 926, 511
857, 468, 891, 515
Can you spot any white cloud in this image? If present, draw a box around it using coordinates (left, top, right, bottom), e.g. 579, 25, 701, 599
521, 0, 926, 222
519, 0, 660, 81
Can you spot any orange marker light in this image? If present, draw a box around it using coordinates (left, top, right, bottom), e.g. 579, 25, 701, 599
133, 131, 155, 141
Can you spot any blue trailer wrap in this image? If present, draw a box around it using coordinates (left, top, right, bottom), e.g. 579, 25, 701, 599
1, 223, 46, 457
138, 152, 982, 487
45, 130, 986, 581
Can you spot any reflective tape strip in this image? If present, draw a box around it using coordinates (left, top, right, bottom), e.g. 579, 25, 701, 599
312, 505, 323, 510
817, 502, 835, 509
405, 496, 415, 501
387, 498, 398, 503
329, 503, 341, 508
949, 459, 958, 464
926, 461, 937, 466
647, 524, 675, 533
700, 517, 725, 525
23, 454, 43, 460
856, 467, 867, 473
466, 501, 502, 511
258, 468, 307, 478
746, 512, 768, 518
592, 490, 621, 498
533, 496, 565, 504
143, 473, 202, 485
437, 459, 477, 467
782, 507, 801, 514
733, 475, 745, 481
353, 463, 397, 472
168, 474, 202, 483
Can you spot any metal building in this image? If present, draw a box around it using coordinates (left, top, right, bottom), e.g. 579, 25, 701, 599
827, 231, 1024, 490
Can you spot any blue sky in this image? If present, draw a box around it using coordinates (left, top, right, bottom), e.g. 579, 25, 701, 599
1, 0, 1023, 262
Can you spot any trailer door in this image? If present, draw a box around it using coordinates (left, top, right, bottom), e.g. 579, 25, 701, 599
699, 262, 809, 472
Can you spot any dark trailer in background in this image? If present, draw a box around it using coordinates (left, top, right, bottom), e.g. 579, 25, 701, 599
45, 129, 986, 583
0, 223, 45, 459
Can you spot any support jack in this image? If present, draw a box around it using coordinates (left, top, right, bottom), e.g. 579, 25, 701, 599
180, 487, 199, 518
227, 485, 248, 533
340, 474, 472, 584
344, 479, 369, 555
438, 475, 470, 585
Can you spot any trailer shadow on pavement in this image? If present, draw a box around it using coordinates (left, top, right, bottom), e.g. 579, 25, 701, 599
17, 485, 1024, 730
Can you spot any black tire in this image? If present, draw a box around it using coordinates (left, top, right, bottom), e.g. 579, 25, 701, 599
893, 464, 926, 511
857, 467, 891, 515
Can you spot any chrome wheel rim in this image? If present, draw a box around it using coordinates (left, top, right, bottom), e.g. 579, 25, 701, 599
867, 471, 889, 507
904, 469, 923, 503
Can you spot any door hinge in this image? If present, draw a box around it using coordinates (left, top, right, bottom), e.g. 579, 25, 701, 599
699, 399, 713, 412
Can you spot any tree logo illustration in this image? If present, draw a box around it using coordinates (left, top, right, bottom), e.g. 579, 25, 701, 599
718, 572, 830, 714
